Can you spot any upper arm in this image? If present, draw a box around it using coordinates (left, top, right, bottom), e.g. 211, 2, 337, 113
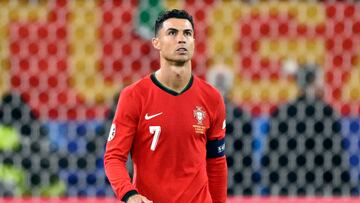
105, 88, 140, 160
206, 95, 226, 158
207, 95, 226, 140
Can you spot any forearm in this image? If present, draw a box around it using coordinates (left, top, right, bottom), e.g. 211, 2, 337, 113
206, 156, 227, 203
104, 153, 137, 201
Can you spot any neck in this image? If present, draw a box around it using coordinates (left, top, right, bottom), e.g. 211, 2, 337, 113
155, 59, 192, 93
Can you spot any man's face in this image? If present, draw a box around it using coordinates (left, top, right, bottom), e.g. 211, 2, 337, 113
152, 18, 195, 64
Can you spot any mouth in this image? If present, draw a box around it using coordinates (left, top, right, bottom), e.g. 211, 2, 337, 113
176, 48, 188, 55
176, 48, 188, 52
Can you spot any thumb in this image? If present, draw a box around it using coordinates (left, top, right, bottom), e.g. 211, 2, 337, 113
141, 196, 153, 203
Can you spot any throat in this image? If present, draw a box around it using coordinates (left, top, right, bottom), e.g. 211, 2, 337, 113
166, 74, 189, 93
155, 70, 192, 93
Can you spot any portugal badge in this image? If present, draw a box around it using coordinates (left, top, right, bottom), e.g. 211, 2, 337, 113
193, 106, 206, 134
193, 106, 206, 125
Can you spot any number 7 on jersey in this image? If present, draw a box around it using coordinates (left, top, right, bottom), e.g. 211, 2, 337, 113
149, 126, 161, 151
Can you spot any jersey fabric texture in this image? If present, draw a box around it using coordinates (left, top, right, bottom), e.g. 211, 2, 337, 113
104, 73, 227, 203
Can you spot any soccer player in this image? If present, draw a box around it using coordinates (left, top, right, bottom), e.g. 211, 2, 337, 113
104, 9, 227, 203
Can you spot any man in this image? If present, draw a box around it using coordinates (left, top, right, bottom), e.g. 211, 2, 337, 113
104, 9, 227, 203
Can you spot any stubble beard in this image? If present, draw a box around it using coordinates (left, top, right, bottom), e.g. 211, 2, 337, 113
164, 55, 191, 67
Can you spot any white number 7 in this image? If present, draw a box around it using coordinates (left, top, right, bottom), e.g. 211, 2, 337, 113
149, 126, 161, 151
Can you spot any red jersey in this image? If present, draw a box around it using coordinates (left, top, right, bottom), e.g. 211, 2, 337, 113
104, 74, 227, 203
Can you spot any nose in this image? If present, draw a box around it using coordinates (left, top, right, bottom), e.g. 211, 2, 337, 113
177, 34, 186, 44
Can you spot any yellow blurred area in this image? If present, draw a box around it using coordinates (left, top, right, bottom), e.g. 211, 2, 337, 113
208, 1, 326, 103
164, 0, 183, 10
0, 1, 48, 98
208, 2, 243, 67
232, 78, 298, 104
259, 39, 324, 64
343, 57, 360, 102
287, 2, 325, 26
68, 1, 119, 105
239, 2, 325, 26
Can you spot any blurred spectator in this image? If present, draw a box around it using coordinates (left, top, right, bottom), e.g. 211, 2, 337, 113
207, 66, 254, 195
206, 65, 234, 99
261, 63, 353, 195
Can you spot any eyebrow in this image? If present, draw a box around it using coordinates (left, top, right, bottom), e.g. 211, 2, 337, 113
166, 28, 193, 33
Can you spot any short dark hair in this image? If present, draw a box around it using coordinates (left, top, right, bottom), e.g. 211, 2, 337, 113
154, 9, 194, 36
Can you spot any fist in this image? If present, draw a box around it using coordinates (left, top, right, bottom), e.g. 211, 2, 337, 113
127, 194, 153, 203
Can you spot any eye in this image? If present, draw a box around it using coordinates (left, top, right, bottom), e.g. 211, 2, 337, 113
168, 30, 176, 35
184, 31, 192, 36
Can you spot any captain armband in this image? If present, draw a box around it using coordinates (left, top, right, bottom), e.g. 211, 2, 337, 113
206, 138, 225, 158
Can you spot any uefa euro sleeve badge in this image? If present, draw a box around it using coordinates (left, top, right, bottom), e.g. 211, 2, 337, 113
108, 123, 116, 141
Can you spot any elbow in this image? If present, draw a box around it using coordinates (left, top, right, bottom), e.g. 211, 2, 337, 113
103, 151, 128, 170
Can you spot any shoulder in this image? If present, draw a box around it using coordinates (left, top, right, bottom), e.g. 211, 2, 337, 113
120, 75, 152, 98
194, 75, 223, 102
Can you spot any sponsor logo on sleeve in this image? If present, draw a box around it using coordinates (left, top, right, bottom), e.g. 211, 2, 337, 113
108, 123, 116, 141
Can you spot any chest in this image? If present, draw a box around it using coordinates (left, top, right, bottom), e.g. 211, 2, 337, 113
136, 92, 212, 144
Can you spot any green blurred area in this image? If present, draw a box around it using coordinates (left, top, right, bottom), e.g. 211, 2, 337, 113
0, 124, 65, 196
0, 125, 20, 151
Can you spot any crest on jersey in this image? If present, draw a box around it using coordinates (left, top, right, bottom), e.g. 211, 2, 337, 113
193, 106, 207, 134
193, 106, 206, 125
108, 123, 116, 141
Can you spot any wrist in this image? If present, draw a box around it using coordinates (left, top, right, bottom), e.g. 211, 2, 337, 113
122, 190, 138, 202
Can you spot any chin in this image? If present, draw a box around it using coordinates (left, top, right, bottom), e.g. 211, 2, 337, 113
177, 57, 188, 62
176, 59, 190, 65
165, 54, 193, 63
168, 57, 190, 64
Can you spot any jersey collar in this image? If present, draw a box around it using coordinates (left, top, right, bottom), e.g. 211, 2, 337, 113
150, 73, 194, 96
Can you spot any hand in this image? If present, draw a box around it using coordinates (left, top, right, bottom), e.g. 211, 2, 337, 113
127, 194, 153, 203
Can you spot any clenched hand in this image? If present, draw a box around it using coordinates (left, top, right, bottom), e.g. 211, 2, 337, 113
127, 194, 153, 203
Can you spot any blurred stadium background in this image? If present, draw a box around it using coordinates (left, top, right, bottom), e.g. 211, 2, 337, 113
0, 0, 359, 202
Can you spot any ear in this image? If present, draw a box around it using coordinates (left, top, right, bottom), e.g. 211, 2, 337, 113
152, 37, 160, 50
